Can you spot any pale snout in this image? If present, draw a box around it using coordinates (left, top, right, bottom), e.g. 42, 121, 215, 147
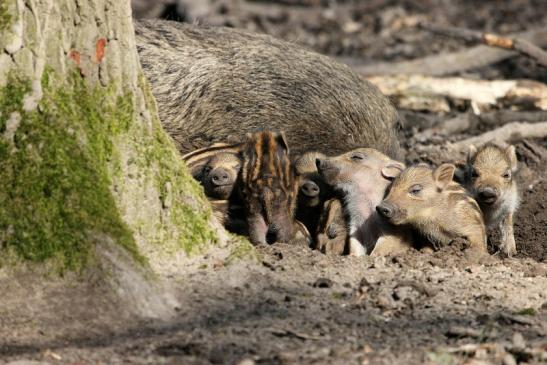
301, 180, 320, 198
248, 214, 292, 245
376, 201, 406, 224
477, 186, 499, 204
315, 158, 340, 185
376, 202, 395, 219
210, 168, 232, 186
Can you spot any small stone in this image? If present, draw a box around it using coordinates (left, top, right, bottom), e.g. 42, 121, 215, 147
502, 354, 517, 365
445, 326, 481, 338
512, 332, 525, 349
342, 21, 362, 34
237, 359, 255, 365
392, 286, 419, 303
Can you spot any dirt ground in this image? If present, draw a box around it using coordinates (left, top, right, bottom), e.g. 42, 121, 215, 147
2, 1, 546, 364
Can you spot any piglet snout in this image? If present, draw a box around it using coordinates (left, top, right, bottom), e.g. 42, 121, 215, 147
301, 180, 320, 197
477, 186, 498, 204
210, 168, 231, 186
376, 202, 395, 219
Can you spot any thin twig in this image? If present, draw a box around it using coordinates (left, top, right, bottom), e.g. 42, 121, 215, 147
420, 23, 547, 68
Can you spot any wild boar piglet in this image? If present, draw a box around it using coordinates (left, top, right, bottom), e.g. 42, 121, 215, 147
294, 151, 334, 236
316, 148, 412, 256
315, 198, 347, 255
377, 164, 487, 252
183, 143, 242, 200
464, 144, 520, 256
239, 131, 299, 245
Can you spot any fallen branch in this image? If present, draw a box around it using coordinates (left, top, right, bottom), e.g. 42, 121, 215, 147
348, 28, 547, 76
413, 114, 473, 141
366, 75, 547, 111
450, 121, 547, 151
414, 122, 547, 162
416, 110, 547, 138
478, 110, 547, 127
420, 23, 547, 68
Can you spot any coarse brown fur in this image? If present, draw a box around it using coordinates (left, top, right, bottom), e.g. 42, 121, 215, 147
135, 20, 402, 158
315, 198, 347, 255
464, 143, 520, 256
378, 164, 487, 252
239, 131, 298, 245
294, 151, 334, 237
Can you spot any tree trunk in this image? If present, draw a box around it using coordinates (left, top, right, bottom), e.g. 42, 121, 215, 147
0, 0, 232, 322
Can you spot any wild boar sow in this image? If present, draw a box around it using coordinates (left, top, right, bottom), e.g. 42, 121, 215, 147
134, 20, 401, 158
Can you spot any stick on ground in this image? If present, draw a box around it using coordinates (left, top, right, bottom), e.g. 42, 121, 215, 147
450, 121, 547, 151
346, 28, 547, 76
366, 75, 547, 112
420, 23, 547, 68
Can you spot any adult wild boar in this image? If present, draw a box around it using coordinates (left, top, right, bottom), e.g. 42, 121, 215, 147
134, 20, 401, 158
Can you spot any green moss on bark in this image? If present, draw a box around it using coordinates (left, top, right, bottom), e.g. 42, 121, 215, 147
0, 72, 141, 271
0, 68, 222, 272
0, 1, 11, 31
137, 74, 218, 254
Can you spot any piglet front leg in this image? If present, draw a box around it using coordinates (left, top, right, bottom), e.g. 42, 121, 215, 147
499, 212, 517, 257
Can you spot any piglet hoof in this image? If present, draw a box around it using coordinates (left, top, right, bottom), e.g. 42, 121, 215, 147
348, 238, 366, 257
499, 240, 517, 258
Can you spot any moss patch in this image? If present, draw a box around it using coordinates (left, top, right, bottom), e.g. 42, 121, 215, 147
137, 74, 218, 254
226, 236, 259, 264
515, 307, 537, 316
0, 0, 12, 32
0, 72, 140, 272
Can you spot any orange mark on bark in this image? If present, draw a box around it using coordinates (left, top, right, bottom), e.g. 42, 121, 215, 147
69, 50, 81, 65
95, 38, 107, 63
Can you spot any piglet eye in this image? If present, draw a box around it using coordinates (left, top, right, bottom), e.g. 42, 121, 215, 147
409, 184, 422, 195
471, 169, 479, 178
502, 170, 511, 179
351, 153, 365, 161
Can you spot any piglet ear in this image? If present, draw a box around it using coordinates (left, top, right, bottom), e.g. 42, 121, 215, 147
505, 145, 518, 172
275, 131, 289, 153
467, 145, 477, 163
381, 162, 405, 180
184, 157, 211, 180
453, 162, 466, 184
433, 163, 455, 190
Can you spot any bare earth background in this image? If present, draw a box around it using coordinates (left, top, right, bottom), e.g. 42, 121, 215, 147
1, 1, 546, 364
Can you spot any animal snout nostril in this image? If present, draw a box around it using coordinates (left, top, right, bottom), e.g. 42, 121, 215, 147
210, 169, 230, 186
301, 181, 320, 197
315, 158, 322, 170
477, 187, 498, 202
376, 204, 393, 218
266, 225, 279, 245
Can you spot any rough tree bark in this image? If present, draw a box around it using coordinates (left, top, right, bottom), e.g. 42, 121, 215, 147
0, 0, 234, 321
